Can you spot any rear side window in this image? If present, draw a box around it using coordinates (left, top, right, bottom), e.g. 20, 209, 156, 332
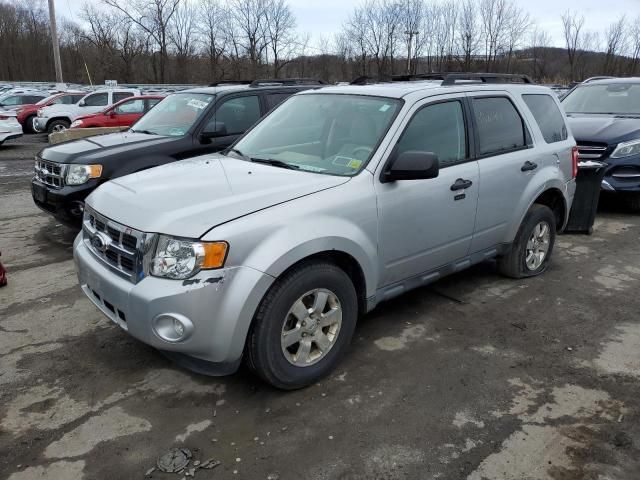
265, 92, 292, 111
396, 100, 467, 167
473, 97, 529, 156
522, 94, 568, 143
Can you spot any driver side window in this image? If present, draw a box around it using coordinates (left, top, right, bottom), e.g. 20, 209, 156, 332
83, 93, 108, 107
396, 100, 467, 168
212, 96, 261, 135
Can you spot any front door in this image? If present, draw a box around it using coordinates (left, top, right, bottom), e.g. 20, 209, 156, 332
203, 94, 263, 152
376, 96, 479, 286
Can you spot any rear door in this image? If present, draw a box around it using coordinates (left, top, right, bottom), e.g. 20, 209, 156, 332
467, 92, 542, 252
79, 92, 109, 115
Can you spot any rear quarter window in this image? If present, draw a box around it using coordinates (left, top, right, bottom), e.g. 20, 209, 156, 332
522, 94, 568, 143
472, 97, 530, 156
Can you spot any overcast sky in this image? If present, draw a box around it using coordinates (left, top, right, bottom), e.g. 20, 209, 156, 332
59, 0, 638, 50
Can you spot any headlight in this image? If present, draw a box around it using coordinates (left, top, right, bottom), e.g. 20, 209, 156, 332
611, 139, 640, 159
37, 109, 43, 117
150, 235, 228, 279
66, 164, 102, 185
70, 119, 83, 128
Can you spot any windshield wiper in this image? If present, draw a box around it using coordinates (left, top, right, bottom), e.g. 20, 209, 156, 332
130, 129, 158, 135
225, 148, 250, 161
250, 157, 300, 170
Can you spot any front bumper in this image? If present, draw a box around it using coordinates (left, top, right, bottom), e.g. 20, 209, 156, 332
33, 117, 47, 132
599, 154, 640, 193
73, 234, 274, 373
31, 178, 98, 227
0, 120, 22, 143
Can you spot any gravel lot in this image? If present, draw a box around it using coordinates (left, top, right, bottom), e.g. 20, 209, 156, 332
1, 134, 639, 480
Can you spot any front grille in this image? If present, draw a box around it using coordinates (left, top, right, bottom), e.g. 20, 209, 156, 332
577, 143, 608, 160
82, 207, 156, 284
34, 158, 66, 188
611, 166, 640, 180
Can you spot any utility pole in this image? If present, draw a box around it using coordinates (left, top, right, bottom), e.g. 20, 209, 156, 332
48, 0, 64, 83
405, 30, 419, 74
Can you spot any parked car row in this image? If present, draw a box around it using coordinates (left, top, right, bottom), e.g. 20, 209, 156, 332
26, 73, 640, 389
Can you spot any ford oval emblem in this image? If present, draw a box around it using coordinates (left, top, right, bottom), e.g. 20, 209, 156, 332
91, 232, 110, 253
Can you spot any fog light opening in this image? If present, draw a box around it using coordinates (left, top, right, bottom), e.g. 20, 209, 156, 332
152, 313, 194, 343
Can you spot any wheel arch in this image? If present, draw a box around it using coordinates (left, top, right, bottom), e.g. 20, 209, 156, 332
533, 187, 567, 232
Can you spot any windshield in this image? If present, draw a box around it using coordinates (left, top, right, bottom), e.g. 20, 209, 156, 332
562, 83, 640, 114
231, 94, 402, 176
131, 92, 214, 136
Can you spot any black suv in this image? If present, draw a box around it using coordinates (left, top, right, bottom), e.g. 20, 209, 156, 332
31, 79, 325, 226
562, 77, 640, 209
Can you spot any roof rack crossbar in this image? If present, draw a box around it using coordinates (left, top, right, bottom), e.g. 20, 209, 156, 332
440, 73, 533, 85
209, 80, 253, 87
249, 78, 327, 87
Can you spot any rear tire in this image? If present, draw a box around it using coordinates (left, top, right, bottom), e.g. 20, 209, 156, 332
498, 204, 556, 279
246, 261, 358, 390
47, 119, 70, 134
23, 115, 36, 134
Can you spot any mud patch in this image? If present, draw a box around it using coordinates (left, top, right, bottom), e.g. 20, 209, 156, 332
7, 460, 85, 480
374, 324, 430, 351
44, 406, 152, 458
591, 323, 640, 378
593, 265, 636, 292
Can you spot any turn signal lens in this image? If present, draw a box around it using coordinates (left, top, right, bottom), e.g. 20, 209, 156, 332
201, 242, 228, 269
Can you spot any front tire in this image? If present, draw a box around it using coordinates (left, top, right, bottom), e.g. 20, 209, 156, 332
47, 119, 70, 134
246, 261, 358, 390
498, 204, 556, 279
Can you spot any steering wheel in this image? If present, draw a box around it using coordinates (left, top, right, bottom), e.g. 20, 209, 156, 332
352, 146, 373, 160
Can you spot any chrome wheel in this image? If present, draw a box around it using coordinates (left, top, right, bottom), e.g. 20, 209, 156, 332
51, 124, 66, 133
525, 221, 550, 270
281, 288, 342, 367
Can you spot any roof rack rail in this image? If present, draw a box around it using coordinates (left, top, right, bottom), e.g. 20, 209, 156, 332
440, 73, 533, 85
209, 80, 253, 87
249, 78, 327, 87
581, 76, 615, 84
350, 75, 392, 85
391, 73, 450, 82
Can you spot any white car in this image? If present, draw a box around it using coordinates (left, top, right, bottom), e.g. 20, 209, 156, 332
0, 111, 22, 145
34, 88, 141, 134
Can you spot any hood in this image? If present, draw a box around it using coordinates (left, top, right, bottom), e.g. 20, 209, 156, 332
39, 131, 178, 164
87, 154, 350, 238
566, 114, 640, 145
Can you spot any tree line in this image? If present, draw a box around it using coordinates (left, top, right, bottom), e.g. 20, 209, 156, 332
1, 0, 640, 85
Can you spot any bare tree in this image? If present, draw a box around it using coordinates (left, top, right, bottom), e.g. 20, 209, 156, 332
479, 0, 510, 71
529, 27, 551, 81
198, 0, 228, 80
504, 2, 529, 72
399, 0, 424, 74
458, 0, 480, 71
603, 16, 627, 75
101, 0, 181, 82
265, 0, 297, 77
561, 10, 586, 81
227, 0, 270, 77
629, 16, 640, 75
168, 0, 197, 82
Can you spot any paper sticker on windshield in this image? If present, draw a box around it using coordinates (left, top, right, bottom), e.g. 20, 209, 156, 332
300, 165, 326, 172
348, 159, 362, 169
187, 99, 209, 109
379, 104, 391, 112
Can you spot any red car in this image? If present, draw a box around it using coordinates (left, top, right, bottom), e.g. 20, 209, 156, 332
16, 92, 86, 133
70, 95, 164, 129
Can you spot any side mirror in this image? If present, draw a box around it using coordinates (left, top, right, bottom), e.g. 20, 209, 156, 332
200, 121, 227, 141
382, 151, 440, 182
78, 100, 86, 107
108, 110, 116, 117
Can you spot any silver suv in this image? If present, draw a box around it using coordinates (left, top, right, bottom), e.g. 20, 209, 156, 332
74, 74, 577, 389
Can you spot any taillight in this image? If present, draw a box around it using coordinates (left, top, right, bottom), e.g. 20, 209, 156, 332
571, 146, 579, 178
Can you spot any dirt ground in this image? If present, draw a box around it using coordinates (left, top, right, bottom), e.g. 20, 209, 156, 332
1, 134, 639, 480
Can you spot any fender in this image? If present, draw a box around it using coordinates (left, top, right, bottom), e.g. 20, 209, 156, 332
243, 218, 378, 299
505, 164, 570, 242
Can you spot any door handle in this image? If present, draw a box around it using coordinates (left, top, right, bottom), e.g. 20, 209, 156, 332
521, 161, 538, 172
450, 178, 473, 191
